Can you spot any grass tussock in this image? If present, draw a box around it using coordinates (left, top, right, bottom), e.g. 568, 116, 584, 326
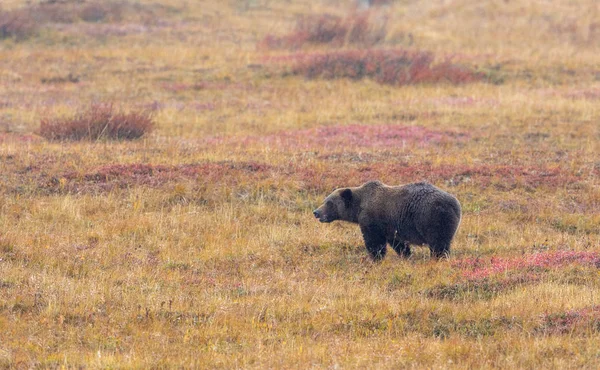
0, 7, 38, 40
0, 2, 124, 29
260, 12, 388, 50
283, 49, 483, 85
29, 1, 132, 24
39, 104, 154, 141
0, 1, 160, 41
539, 306, 600, 335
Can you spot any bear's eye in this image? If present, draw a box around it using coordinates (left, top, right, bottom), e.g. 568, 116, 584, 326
326, 201, 333, 207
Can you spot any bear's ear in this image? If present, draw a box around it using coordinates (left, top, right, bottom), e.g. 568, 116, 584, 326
340, 188, 352, 207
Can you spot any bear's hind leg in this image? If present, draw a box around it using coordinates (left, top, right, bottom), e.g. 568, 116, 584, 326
425, 208, 458, 260
390, 239, 411, 258
360, 224, 387, 261
429, 243, 450, 260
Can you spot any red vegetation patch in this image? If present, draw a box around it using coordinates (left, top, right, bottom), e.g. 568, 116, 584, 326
0, 133, 42, 143
275, 49, 483, 86
426, 96, 499, 107
538, 306, 600, 335
6, 155, 578, 195
86, 162, 269, 181
431, 250, 600, 300
454, 251, 600, 280
219, 124, 466, 150
60, 161, 272, 193
259, 12, 386, 50
293, 162, 579, 192
39, 104, 155, 141
80, 163, 176, 184
564, 88, 600, 100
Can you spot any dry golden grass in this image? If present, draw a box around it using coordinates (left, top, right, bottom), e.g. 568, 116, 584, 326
1, 0, 600, 368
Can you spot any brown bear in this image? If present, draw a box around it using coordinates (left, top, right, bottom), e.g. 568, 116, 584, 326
313, 181, 461, 260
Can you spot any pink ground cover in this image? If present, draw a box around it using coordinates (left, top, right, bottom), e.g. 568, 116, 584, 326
0, 133, 42, 143
205, 124, 467, 150
453, 251, 600, 280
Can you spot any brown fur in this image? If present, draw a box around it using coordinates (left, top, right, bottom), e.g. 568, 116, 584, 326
313, 181, 461, 260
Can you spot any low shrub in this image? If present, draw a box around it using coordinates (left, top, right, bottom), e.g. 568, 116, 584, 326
260, 12, 387, 50
0, 8, 38, 40
31, 0, 128, 23
368, 0, 394, 5
1, 0, 143, 40
39, 104, 155, 141
287, 49, 483, 85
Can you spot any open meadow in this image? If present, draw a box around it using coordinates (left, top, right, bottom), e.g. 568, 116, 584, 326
0, 0, 599, 368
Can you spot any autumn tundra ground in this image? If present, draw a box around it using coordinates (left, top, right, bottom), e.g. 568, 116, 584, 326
0, 0, 599, 368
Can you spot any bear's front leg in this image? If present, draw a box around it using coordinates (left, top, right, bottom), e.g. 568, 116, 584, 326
429, 242, 450, 260
390, 239, 411, 258
360, 224, 387, 261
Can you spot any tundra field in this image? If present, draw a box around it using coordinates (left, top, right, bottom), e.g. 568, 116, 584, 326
1, 0, 600, 368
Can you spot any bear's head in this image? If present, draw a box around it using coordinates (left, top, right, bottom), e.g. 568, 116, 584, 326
313, 188, 355, 223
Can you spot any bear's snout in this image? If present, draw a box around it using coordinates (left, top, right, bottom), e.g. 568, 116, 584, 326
313, 208, 332, 223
